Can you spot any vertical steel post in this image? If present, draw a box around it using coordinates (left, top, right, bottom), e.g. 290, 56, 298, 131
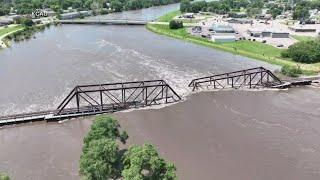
100, 87, 103, 111
145, 87, 148, 106
231, 77, 234, 88
76, 87, 80, 112
165, 85, 168, 103
249, 74, 252, 88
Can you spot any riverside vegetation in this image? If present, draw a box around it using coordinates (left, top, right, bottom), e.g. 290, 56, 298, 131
79, 115, 177, 180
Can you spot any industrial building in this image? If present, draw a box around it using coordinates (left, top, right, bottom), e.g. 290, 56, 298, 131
247, 28, 289, 38
211, 24, 236, 42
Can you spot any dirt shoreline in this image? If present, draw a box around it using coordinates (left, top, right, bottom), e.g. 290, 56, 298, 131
0, 88, 320, 180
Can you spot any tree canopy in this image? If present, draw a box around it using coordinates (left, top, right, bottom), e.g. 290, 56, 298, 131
281, 40, 320, 64
122, 143, 177, 180
79, 115, 177, 180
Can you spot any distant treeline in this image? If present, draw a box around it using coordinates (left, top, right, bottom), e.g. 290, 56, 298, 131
0, 0, 181, 15
180, 0, 263, 16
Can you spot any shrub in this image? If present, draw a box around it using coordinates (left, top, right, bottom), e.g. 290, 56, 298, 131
169, 20, 183, 29
281, 65, 302, 77
281, 40, 320, 63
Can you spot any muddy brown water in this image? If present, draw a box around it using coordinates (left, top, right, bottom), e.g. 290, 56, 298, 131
1, 88, 320, 180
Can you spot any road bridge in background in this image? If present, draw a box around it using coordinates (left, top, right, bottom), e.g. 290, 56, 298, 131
57, 19, 148, 25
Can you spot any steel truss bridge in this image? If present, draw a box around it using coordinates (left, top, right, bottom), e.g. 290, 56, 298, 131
189, 67, 283, 91
0, 80, 181, 125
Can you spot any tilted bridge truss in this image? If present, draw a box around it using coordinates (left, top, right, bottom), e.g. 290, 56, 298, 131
0, 80, 181, 125
189, 67, 283, 91
56, 80, 181, 116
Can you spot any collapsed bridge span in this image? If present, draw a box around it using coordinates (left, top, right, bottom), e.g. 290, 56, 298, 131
0, 80, 181, 126
189, 67, 283, 91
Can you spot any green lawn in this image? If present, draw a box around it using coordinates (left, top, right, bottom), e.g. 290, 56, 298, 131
0, 25, 24, 37
291, 35, 316, 42
157, 10, 181, 22
146, 24, 320, 74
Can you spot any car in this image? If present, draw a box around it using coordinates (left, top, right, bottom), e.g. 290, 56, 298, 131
277, 44, 284, 47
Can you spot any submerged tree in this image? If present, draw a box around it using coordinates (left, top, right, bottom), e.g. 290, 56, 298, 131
80, 138, 122, 179
122, 143, 177, 180
79, 115, 177, 180
83, 115, 128, 151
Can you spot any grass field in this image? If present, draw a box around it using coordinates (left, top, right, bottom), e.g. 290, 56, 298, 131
0, 25, 24, 38
157, 10, 181, 22
291, 35, 317, 42
146, 24, 320, 74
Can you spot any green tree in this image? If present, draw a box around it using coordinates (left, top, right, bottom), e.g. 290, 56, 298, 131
80, 138, 122, 180
83, 115, 128, 151
169, 20, 183, 29
79, 115, 177, 180
110, 0, 123, 12
122, 143, 177, 180
293, 6, 310, 20
0, 173, 10, 180
281, 40, 320, 63
180, 0, 191, 13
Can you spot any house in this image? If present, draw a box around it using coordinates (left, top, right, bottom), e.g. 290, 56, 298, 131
289, 25, 317, 32
255, 14, 272, 20
210, 24, 235, 33
182, 13, 194, 18
227, 18, 252, 24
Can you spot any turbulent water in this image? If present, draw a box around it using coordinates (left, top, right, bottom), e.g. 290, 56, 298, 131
0, 24, 276, 115
0, 88, 320, 180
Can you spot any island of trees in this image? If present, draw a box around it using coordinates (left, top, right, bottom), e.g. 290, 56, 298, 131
80, 115, 177, 180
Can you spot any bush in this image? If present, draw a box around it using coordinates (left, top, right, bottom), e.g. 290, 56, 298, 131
169, 20, 183, 29
281, 40, 320, 63
281, 65, 302, 77
16, 17, 34, 27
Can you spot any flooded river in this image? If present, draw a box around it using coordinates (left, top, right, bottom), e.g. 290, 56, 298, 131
0, 21, 275, 115
1, 4, 319, 180
0, 88, 320, 180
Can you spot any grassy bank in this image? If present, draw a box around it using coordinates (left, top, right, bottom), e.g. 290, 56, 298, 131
291, 35, 316, 42
0, 25, 24, 38
157, 10, 181, 22
146, 23, 320, 75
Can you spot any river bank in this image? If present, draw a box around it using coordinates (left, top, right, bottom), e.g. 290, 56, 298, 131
1, 87, 320, 180
0, 25, 24, 48
146, 13, 320, 75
